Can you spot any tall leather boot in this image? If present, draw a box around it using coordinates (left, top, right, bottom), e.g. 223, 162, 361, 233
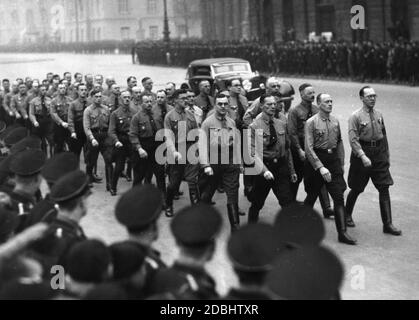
189, 186, 200, 205
334, 205, 357, 245
227, 203, 240, 233
165, 188, 175, 217
380, 198, 402, 236
345, 190, 359, 228
247, 206, 260, 224
319, 186, 334, 218
105, 164, 114, 193
110, 168, 118, 196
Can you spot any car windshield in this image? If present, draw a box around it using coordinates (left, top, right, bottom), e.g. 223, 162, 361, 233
213, 63, 251, 75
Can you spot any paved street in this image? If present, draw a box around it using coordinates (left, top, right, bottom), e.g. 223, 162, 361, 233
1, 53, 419, 299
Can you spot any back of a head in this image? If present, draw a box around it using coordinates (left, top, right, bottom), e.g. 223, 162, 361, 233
109, 241, 147, 280
227, 223, 279, 284
265, 246, 344, 300
115, 184, 163, 233
64, 239, 111, 284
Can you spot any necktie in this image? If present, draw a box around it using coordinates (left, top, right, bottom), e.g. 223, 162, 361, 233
41, 96, 48, 117
147, 110, 157, 134
307, 106, 313, 120
369, 110, 375, 139
269, 120, 278, 146
114, 95, 119, 109
83, 100, 87, 110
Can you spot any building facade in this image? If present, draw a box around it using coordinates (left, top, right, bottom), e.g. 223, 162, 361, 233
201, 0, 419, 42
62, 0, 201, 43
0, 0, 64, 45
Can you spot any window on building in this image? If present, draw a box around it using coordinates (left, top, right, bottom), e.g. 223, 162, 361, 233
147, 0, 157, 14
96, 0, 101, 16
121, 27, 131, 40
282, 0, 294, 40
80, 28, 84, 42
390, 0, 409, 40
97, 28, 101, 41
119, 0, 129, 14
70, 30, 73, 42
92, 28, 95, 41
315, 0, 336, 36
149, 26, 158, 40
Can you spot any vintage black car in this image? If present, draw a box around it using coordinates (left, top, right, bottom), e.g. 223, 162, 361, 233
186, 57, 294, 107
186, 57, 266, 101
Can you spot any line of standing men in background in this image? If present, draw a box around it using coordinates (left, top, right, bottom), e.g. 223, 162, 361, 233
0, 73, 402, 246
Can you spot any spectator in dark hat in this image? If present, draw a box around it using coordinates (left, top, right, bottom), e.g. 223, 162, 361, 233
23, 152, 79, 229
9, 135, 42, 155
114, 184, 167, 290
109, 241, 147, 299
273, 204, 325, 249
3, 127, 28, 148
170, 204, 222, 299
62, 239, 112, 299
265, 246, 344, 300
30, 170, 90, 276
7, 149, 46, 230
224, 223, 278, 300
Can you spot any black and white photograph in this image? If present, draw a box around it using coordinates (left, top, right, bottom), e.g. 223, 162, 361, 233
0, 0, 418, 303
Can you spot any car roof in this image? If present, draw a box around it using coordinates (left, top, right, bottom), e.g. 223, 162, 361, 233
188, 57, 250, 67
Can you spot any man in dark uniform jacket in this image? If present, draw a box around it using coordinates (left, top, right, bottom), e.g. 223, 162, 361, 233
346, 86, 401, 236
30, 170, 90, 277
224, 223, 277, 300
114, 184, 167, 296
170, 204, 221, 300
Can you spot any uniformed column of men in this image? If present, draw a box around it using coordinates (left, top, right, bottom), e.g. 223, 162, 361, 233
0, 71, 402, 299
135, 39, 419, 86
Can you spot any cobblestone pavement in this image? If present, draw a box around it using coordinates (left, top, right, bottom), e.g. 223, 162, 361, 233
1, 53, 418, 299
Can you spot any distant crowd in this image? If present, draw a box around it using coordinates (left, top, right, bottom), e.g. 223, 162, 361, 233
135, 39, 419, 86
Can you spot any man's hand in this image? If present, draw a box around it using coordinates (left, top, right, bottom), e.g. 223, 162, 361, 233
8, 111, 14, 117
264, 171, 274, 180
290, 173, 298, 183
71, 133, 77, 139
298, 149, 306, 161
361, 155, 372, 168
33, 121, 39, 128
138, 148, 148, 159
61, 122, 69, 129
115, 141, 123, 148
91, 139, 99, 147
15, 113, 21, 119
204, 167, 214, 176
319, 167, 332, 183
173, 151, 182, 162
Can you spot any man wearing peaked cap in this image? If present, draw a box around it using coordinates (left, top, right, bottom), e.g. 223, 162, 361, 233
9, 135, 42, 155
265, 246, 344, 300
224, 223, 278, 300
23, 152, 80, 229
273, 204, 325, 248
170, 204, 222, 300
3, 127, 29, 148
7, 149, 46, 233
30, 170, 89, 275
114, 184, 167, 294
